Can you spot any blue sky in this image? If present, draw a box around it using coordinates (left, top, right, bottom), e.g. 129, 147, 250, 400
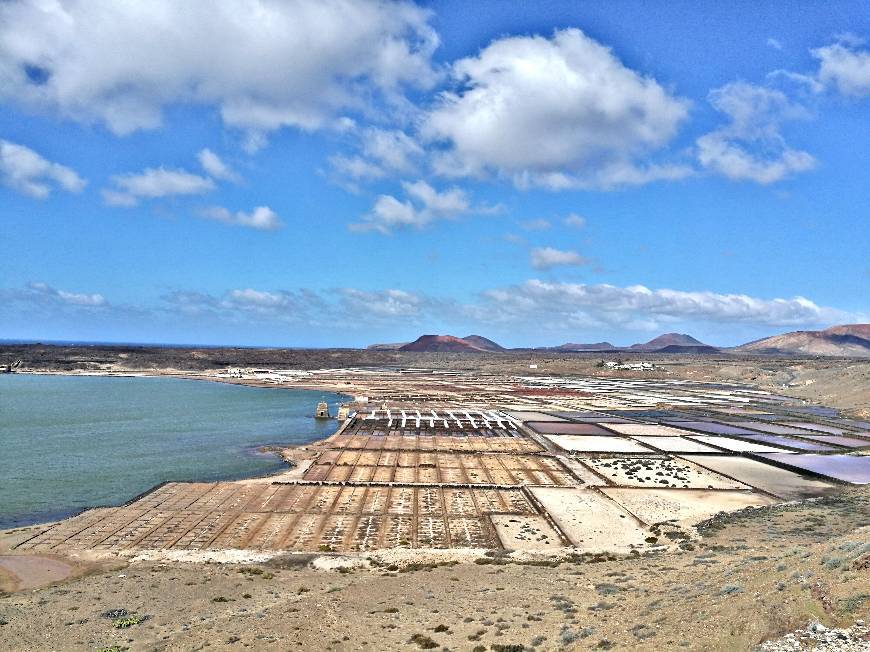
1, 0, 868, 347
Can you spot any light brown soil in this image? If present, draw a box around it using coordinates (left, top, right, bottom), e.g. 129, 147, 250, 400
0, 556, 74, 592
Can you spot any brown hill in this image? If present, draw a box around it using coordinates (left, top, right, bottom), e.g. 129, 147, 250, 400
399, 335, 487, 352
461, 335, 505, 352
735, 323, 870, 357
825, 324, 870, 339
630, 333, 708, 351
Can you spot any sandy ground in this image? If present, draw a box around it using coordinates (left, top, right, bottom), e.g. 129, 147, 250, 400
599, 488, 777, 526
0, 556, 75, 592
0, 487, 867, 651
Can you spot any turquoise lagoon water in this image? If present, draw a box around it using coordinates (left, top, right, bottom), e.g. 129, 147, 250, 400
0, 375, 348, 528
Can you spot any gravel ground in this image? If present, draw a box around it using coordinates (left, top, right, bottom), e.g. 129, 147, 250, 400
757, 620, 869, 651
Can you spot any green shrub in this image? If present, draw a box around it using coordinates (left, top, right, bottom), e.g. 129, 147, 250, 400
111, 615, 144, 629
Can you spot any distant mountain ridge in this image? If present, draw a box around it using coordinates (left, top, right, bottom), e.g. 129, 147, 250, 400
368, 324, 870, 358
391, 332, 717, 353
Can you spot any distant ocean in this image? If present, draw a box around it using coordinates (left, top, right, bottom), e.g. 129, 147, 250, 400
0, 375, 348, 529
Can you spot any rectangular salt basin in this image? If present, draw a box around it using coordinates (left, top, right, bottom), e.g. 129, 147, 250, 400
683, 435, 793, 453
681, 455, 837, 500
756, 454, 870, 484
580, 457, 747, 489
839, 419, 870, 430
731, 421, 822, 435
739, 434, 839, 452
782, 422, 847, 435
543, 435, 654, 454
552, 412, 627, 422
630, 436, 725, 454
609, 410, 688, 419
665, 421, 758, 436
602, 488, 777, 526
507, 412, 568, 423
491, 514, 565, 551
718, 409, 776, 417
796, 435, 870, 449
604, 423, 702, 437
527, 422, 612, 435
528, 487, 649, 552
557, 457, 611, 486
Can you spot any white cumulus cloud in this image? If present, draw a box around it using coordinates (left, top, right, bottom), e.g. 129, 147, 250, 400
0, 139, 86, 198
520, 218, 551, 231
226, 288, 293, 310
812, 40, 870, 97
161, 285, 425, 327
103, 167, 215, 206
0, 0, 438, 142
481, 279, 855, 328
351, 180, 473, 233
563, 213, 586, 228
339, 288, 423, 318
360, 128, 424, 174
422, 28, 691, 190
200, 205, 283, 230
27, 281, 106, 307
197, 149, 240, 182
164, 287, 320, 320
697, 81, 816, 184
530, 247, 589, 270
329, 155, 387, 182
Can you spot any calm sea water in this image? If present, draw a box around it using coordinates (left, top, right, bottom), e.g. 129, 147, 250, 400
0, 374, 348, 528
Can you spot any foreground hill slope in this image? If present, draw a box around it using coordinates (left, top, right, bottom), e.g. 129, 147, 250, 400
2, 487, 867, 650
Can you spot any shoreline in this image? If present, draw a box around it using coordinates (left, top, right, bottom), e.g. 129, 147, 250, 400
7, 367, 355, 397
